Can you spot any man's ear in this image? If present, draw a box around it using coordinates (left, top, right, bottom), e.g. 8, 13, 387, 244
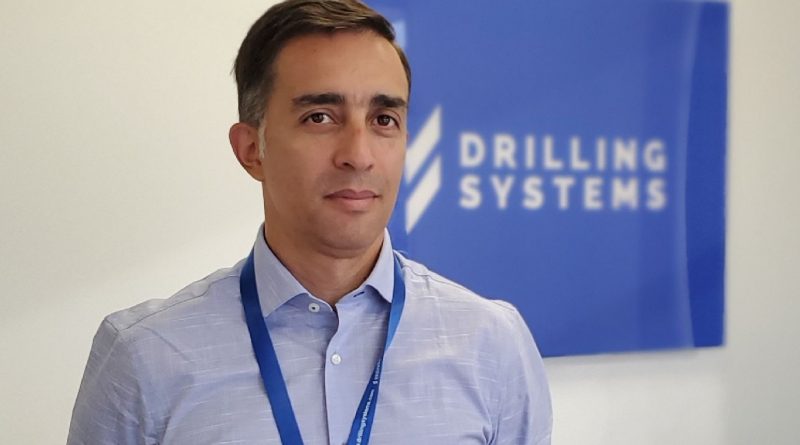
229, 122, 265, 181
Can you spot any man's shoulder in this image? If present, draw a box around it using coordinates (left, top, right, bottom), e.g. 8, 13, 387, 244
103, 260, 245, 336
397, 253, 523, 324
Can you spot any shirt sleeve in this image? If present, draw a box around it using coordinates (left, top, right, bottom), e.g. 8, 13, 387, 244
491, 305, 553, 445
67, 319, 155, 445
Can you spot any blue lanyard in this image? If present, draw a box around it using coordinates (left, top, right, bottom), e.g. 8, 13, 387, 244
239, 249, 406, 445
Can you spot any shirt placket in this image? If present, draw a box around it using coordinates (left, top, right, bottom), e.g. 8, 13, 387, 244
323, 291, 386, 445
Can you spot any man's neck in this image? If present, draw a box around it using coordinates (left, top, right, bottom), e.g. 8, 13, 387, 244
264, 227, 383, 306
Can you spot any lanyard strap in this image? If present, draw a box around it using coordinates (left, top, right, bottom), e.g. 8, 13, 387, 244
239, 249, 406, 445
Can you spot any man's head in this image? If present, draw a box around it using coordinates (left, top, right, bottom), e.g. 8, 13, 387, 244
234, 0, 411, 128
229, 0, 411, 260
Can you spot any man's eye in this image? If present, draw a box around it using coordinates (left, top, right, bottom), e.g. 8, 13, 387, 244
306, 113, 332, 124
375, 115, 396, 127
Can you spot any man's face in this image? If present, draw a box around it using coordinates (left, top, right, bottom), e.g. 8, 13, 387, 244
259, 31, 408, 257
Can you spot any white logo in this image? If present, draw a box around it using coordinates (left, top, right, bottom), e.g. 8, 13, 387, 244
404, 106, 442, 233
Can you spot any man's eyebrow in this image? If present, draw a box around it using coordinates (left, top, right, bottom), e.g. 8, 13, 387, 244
371, 94, 407, 110
292, 93, 345, 108
291, 92, 407, 110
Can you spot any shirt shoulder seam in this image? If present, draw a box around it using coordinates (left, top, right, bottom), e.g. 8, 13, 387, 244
105, 268, 241, 334
398, 257, 519, 314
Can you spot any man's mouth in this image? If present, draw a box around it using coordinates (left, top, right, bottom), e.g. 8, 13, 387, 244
325, 189, 380, 211
326, 189, 379, 200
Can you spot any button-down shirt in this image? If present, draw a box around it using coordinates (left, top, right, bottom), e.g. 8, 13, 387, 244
68, 228, 552, 444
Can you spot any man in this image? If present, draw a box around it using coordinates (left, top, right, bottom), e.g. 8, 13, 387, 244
68, 1, 552, 444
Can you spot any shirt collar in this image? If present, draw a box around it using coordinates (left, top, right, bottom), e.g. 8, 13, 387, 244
361, 229, 395, 304
252, 226, 395, 317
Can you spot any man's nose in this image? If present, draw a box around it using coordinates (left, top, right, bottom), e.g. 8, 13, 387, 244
333, 121, 375, 171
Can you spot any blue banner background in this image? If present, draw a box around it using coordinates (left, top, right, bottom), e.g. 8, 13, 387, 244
376, 0, 727, 356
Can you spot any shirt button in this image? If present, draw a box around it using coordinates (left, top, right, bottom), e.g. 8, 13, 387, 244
331, 353, 342, 365
308, 303, 320, 313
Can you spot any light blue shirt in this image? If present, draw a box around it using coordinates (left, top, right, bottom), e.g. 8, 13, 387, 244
68, 228, 552, 444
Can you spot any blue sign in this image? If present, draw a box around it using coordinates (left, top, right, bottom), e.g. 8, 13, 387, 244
377, 0, 728, 356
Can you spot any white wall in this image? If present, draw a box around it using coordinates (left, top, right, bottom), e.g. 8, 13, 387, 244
1, 1, 797, 443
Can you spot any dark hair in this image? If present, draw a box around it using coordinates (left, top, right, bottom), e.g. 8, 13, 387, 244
234, 0, 411, 126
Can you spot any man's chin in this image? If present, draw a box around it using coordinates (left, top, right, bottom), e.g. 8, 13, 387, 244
314, 225, 385, 259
